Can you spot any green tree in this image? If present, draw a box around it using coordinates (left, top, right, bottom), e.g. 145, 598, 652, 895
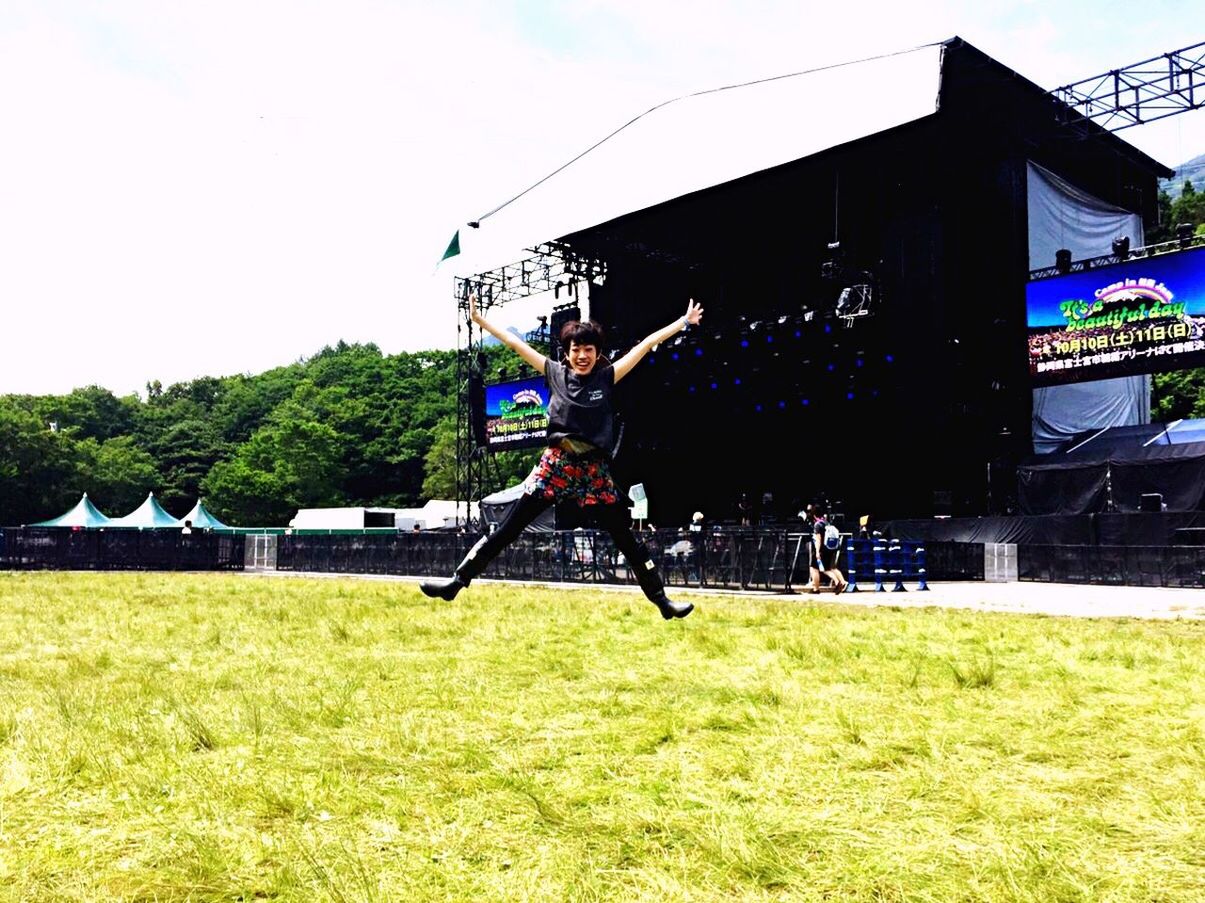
79, 436, 160, 514
201, 405, 348, 525
144, 419, 224, 514
1152, 369, 1205, 421
421, 416, 459, 500
0, 399, 86, 524
422, 415, 543, 503
32, 386, 140, 442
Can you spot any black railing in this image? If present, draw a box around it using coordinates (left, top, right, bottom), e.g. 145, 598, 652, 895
6, 525, 1201, 588
925, 542, 987, 581
0, 528, 245, 571
277, 528, 798, 591
1019, 544, 1205, 588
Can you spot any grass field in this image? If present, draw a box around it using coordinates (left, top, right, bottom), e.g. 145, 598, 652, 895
0, 572, 1202, 902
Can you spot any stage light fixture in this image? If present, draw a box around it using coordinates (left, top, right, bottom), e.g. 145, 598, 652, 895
695, 348, 703, 357
1055, 248, 1072, 274
1177, 222, 1194, 247
733, 377, 741, 385
1112, 236, 1130, 259
740, 339, 749, 348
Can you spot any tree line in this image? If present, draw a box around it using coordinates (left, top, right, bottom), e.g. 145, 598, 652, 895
0, 342, 537, 527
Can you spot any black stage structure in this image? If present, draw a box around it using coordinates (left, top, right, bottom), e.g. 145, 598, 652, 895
454, 38, 1177, 528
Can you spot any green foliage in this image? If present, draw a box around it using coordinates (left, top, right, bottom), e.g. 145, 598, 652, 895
421, 415, 459, 501
78, 436, 160, 514
0, 398, 83, 524
1152, 368, 1205, 421
0, 336, 601, 528
1148, 179, 1205, 242
0, 342, 484, 526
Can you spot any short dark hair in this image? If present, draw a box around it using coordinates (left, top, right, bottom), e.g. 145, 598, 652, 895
559, 319, 606, 355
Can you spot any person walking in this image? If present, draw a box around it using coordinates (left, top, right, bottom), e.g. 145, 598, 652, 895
811, 504, 848, 594
420, 291, 702, 620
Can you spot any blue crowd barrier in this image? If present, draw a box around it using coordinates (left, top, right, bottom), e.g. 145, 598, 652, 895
845, 538, 928, 592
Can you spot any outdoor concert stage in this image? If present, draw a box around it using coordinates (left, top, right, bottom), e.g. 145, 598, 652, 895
457, 37, 1196, 530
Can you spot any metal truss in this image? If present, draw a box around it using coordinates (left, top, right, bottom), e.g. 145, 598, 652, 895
452, 242, 607, 525
453, 241, 605, 311
1028, 232, 1205, 282
1051, 40, 1205, 133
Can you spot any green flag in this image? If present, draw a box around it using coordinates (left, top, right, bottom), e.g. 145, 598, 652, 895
441, 229, 461, 262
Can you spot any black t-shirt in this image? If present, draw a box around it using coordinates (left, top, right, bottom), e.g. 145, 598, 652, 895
543, 356, 615, 453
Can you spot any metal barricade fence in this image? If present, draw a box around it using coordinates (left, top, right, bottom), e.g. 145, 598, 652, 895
0, 528, 245, 571
1019, 544, 1205, 588
274, 527, 794, 591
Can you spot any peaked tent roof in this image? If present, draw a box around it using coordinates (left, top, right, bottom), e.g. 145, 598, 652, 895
108, 492, 183, 528
31, 493, 113, 528
181, 499, 228, 530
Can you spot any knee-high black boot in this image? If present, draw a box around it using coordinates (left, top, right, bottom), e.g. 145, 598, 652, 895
597, 507, 693, 620
420, 492, 553, 601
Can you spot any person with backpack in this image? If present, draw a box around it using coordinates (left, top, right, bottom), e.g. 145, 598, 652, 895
419, 290, 701, 620
811, 504, 848, 594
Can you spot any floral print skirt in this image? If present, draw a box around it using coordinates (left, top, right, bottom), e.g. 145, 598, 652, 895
522, 446, 620, 507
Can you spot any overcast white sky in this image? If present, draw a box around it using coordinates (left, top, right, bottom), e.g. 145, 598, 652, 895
2, 0, 1202, 397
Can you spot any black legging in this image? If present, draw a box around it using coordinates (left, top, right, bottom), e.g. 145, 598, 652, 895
457, 491, 666, 600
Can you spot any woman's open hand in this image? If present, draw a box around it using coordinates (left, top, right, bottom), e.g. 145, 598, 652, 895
468, 290, 485, 325
685, 298, 703, 327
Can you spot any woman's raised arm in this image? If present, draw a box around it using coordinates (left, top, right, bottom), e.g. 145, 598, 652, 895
612, 299, 703, 383
469, 291, 546, 374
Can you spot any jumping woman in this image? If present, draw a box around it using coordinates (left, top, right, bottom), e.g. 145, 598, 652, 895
420, 291, 702, 620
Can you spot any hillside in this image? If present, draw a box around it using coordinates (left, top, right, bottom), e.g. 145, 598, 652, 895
1161, 152, 1205, 198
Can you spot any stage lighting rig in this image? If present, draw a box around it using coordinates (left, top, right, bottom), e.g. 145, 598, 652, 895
820, 241, 845, 281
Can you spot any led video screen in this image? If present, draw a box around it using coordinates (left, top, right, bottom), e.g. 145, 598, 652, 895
483, 376, 549, 451
1027, 245, 1205, 387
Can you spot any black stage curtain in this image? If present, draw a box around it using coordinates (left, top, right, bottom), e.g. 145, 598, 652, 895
1109, 445, 1205, 512
1017, 463, 1108, 516
1017, 442, 1205, 516
1094, 511, 1205, 545
886, 515, 1093, 544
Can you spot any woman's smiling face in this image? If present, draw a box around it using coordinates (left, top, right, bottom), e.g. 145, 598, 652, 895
567, 341, 599, 375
